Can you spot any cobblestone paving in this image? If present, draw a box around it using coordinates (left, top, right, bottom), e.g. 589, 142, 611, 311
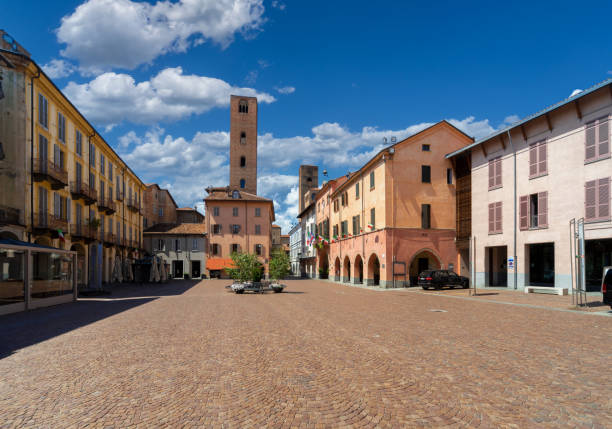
1, 279, 611, 428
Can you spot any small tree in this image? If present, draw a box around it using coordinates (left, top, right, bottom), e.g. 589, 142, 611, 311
269, 250, 290, 282
227, 252, 263, 283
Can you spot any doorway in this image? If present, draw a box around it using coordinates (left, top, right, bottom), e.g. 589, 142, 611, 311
173, 260, 184, 278
528, 243, 554, 287
486, 246, 507, 286
191, 261, 201, 279
586, 239, 612, 291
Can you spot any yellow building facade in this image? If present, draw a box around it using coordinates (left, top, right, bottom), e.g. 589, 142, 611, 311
0, 31, 145, 288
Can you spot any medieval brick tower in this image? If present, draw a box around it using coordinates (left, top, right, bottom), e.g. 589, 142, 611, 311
229, 95, 258, 194
299, 165, 318, 213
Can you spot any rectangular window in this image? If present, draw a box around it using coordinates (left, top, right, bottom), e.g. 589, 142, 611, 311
370, 208, 375, 229
38, 94, 48, 128
488, 201, 503, 234
447, 168, 453, 185
192, 239, 198, 250
352, 215, 360, 235
212, 243, 220, 255
422, 144, 430, 151
421, 165, 431, 183
488, 157, 502, 190
109, 162, 113, 179
89, 173, 95, 190
159, 207, 163, 217
231, 224, 241, 234
75, 130, 82, 156
255, 207, 261, 217
58, 113, 66, 143
341, 220, 348, 237
109, 186, 113, 201
333, 224, 338, 238
157, 239, 165, 251
255, 224, 261, 235
213, 207, 220, 216
585, 117, 610, 162
254, 244, 262, 256
100, 154, 105, 174
355, 183, 360, 199
529, 140, 548, 178
212, 224, 222, 234
520, 192, 548, 229
175, 239, 181, 251
370, 171, 375, 189
421, 204, 431, 229
116, 177, 121, 199
585, 178, 610, 222
89, 143, 95, 167
231, 243, 239, 253
333, 199, 339, 212
99, 180, 105, 200
233, 207, 239, 217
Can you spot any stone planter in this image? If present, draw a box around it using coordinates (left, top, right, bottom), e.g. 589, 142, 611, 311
270, 283, 285, 293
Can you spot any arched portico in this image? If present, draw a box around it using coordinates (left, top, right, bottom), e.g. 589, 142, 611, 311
0, 231, 19, 241
343, 256, 351, 283
334, 257, 341, 281
70, 243, 87, 287
353, 254, 363, 284
367, 254, 380, 286
408, 249, 442, 286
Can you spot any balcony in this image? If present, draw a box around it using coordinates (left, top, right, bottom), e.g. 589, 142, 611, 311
70, 223, 95, 243
0, 205, 21, 226
33, 159, 68, 190
70, 181, 97, 205
126, 197, 140, 213
98, 197, 116, 214
33, 212, 68, 236
103, 232, 116, 247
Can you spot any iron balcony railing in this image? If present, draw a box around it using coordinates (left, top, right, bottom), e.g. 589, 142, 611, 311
0, 205, 21, 226
33, 158, 68, 189
34, 211, 68, 232
70, 181, 97, 204
126, 197, 140, 212
98, 197, 117, 214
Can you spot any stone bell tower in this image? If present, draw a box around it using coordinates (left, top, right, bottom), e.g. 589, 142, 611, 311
229, 95, 258, 194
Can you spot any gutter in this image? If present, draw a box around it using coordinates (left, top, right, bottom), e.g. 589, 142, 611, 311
29, 64, 41, 243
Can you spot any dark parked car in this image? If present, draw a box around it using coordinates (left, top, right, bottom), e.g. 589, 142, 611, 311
602, 266, 612, 308
418, 270, 469, 290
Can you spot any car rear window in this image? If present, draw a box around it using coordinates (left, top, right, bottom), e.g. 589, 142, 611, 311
604, 269, 612, 285
419, 271, 434, 277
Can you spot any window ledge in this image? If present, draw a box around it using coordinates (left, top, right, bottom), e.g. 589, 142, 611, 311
585, 218, 612, 225
488, 231, 503, 235
529, 173, 548, 180
488, 185, 502, 191
527, 226, 548, 230
585, 155, 611, 165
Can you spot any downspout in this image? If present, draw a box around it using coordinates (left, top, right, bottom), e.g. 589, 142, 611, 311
507, 129, 517, 290
361, 171, 365, 281
29, 65, 41, 243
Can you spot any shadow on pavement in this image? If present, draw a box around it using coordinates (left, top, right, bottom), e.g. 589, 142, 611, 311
0, 280, 200, 360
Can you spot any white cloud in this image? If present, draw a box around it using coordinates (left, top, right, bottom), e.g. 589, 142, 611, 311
42, 59, 76, 79
275, 86, 295, 94
63, 67, 275, 127
244, 70, 259, 85
502, 115, 520, 125
118, 115, 507, 234
271, 1, 286, 10
57, 0, 266, 73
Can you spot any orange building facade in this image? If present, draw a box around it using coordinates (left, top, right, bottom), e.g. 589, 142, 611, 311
204, 187, 274, 278
321, 121, 473, 287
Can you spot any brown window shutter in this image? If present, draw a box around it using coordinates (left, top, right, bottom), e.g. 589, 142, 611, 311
598, 177, 610, 220
529, 143, 538, 177
495, 158, 502, 187
495, 201, 502, 233
585, 122, 597, 161
585, 180, 597, 221
598, 119, 609, 158
538, 191, 548, 228
488, 160, 495, 189
519, 195, 529, 230
538, 141, 547, 176
488, 203, 495, 234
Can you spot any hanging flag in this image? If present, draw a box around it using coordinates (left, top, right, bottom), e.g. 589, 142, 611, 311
57, 229, 65, 241
367, 223, 374, 230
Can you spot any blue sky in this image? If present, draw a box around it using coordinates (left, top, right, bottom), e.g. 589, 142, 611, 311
5, 0, 612, 231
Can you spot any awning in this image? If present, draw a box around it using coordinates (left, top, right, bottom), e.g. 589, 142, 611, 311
206, 258, 235, 270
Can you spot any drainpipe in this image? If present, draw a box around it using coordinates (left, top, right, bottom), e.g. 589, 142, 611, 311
507, 129, 517, 290
29, 65, 41, 243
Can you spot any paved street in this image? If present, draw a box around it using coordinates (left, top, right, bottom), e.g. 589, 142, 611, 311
1, 279, 611, 428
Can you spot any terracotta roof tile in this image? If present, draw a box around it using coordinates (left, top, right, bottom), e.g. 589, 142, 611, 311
144, 223, 206, 235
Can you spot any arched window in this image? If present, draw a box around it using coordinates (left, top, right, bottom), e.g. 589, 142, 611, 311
240, 131, 246, 145
240, 179, 246, 189
240, 156, 246, 167
239, 100, 248, 113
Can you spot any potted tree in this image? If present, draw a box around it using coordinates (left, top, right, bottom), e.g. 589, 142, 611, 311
269, 250, 290, 293
227, 252, 263, 294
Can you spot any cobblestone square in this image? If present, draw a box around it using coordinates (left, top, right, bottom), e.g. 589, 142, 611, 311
1, 279, 611, 428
